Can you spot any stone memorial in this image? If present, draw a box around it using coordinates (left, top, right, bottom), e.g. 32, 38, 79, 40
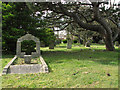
85, 41, 90, 47
16, 34, 40, 58
67, 38, 72, 49
2, 34, 48, 74
115, 41, 119, 46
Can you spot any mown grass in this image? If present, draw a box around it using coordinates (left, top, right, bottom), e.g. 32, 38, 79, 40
2, 43, 119, 88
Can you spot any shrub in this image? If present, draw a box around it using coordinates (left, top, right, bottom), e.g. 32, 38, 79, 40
63, 39, 67, 43
21, 40, 36, 55
73, 40, 78, 43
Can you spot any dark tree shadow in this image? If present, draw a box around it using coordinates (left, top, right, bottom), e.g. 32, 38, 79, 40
42, 50, 118, 66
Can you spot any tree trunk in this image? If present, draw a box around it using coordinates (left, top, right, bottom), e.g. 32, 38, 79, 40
104, 35, 115, 51
92, 3, 115, 51
49, 40, 54, 49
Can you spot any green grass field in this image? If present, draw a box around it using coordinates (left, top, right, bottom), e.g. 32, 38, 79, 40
2, 44, 119, 88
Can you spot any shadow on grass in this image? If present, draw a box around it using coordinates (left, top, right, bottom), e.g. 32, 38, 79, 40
92, 60, 118, 66
45, 61, 53, 72
56, 45, 67, 48
2, 48, 118, 71
2, 55, 14, 58
42, 50, 118, 66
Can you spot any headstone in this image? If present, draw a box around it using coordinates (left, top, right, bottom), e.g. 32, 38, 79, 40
98, 40, 104, 44
49, 40, 54, 49
115, 41, 119, 46
24, 55, 31, 64
16, 34, 41, 63
3, 34, 49, 74
93, 50, 95, 52
85, 41, 90, 47
67, 39, 72, 49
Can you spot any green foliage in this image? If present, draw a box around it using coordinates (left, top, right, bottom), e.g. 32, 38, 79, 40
21, 40, 36, 55
2, 2, 36, 53
2, 2, 56, 54
63, 39, 67, 43
73, 40, 77, 43
34, 28, 56, 47
45, 28, 56, 46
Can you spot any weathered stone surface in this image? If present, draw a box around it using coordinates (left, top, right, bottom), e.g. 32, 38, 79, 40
67, 39, 72, 49
85, 42, 90, 47
16, 34, 40, 58
40, 56, 49, 73
8, 64, 42, 74
3, 34, 49, 74
2, 56, 17, 75
3, 56, 49, 74
24, 55, 31, 64
49, 40, 54, 49
98, 40, 104, 44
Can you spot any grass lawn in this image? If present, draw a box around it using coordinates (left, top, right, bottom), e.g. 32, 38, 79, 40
2, 43, 119, 88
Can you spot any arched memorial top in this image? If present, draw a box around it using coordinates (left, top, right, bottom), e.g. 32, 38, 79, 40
17, 34, 40, 42
16, 34, 40, 58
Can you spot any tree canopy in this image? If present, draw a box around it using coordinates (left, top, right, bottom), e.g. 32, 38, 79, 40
2, 1, 120, 53
2, 2, 55, 54
26, 1, 120, 51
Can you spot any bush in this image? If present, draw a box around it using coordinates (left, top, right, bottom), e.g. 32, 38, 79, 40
21, 40, 36, 55
63, 39, 67, 43
73, 40, 78, 43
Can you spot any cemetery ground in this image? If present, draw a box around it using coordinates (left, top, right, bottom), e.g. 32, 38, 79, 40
2, 43, 118, 88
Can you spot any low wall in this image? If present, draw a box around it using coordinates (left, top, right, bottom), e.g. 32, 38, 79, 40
2, 55, 17, 75
40, 56, 49, 73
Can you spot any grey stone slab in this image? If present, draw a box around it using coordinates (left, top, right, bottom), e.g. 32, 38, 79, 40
8, 64, 42, 74
24, 55, 32, 64
40, 56, 49, 73
67, 39, 72, 49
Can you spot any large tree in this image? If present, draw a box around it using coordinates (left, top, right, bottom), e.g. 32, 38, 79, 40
2, 2, 55, 54
27, 1, 120, 51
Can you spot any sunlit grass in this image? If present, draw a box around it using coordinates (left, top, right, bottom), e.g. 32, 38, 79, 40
2, 43, 118, 88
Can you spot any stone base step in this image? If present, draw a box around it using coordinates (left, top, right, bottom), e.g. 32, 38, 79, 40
8, 64, 43, 74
